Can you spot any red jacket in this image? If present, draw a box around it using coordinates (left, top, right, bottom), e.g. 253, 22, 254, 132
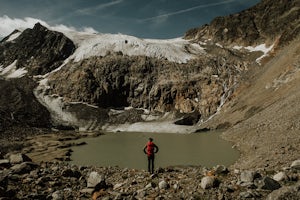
144, 141, 158, 156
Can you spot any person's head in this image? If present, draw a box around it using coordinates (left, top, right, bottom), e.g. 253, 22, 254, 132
149, 137, 153, 142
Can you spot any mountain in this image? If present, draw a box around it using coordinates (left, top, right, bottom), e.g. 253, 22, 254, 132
0, 0, 299, 136
184, 0, 300, 47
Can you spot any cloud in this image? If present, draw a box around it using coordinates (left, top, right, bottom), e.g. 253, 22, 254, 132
0, 16, 46, 37
0, 15, 97, 38
140, 0, 236, 22
77, 0, 124, 15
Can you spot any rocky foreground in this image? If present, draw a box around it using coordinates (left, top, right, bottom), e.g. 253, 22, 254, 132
0, 150, 300, 200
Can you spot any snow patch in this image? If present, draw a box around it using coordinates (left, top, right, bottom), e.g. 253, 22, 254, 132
6, 31, 21, 42
61, 31, 205, 64
69, 101, 99, 108
104, 121, 196, 134
233, 43, 274, 64
0, 60, 28, 78
34, 78, 78, 126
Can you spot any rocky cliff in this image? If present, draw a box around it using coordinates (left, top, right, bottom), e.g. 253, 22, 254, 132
0, 23, 76, 134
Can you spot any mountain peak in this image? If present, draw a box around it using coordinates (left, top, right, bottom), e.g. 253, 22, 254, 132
32, 22, 48, 32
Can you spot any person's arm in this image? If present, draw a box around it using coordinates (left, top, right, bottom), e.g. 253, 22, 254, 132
154, 144, 159, 153
143, 146, 147, 154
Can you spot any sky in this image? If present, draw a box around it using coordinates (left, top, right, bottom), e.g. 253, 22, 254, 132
0, 0, 260, 39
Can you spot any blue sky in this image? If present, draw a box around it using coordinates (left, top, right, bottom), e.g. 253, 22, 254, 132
0, 0, 260, 39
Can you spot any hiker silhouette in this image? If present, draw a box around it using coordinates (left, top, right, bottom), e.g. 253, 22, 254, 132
143, 137, 159, 174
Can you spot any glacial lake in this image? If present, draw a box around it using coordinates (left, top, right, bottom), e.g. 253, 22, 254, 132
70, 131, 239, 169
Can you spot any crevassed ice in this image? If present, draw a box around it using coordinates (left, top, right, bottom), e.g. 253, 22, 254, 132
62, 31, 205, 64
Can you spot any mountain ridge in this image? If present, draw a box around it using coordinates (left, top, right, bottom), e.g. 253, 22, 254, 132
184, 0, 300, 47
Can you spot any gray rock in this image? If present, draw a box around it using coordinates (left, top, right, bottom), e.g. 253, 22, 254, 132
145, 182, 156, 189
10, 162, 38, 174
266, 183, 300, 200
273, 172, 287, 182
239, 191, 254, 198
87, 171, 104, 188
291, 160, 300, 170
52, 190, 63, 200
214, 165, 228, 175
159, 180, 169, 190
9, 153, 32, 164
240, 170, 260, 183
257, 177, 281, 191
200, 176, 216, 189
80, 188, 94, 194
61, 169, 81, 178
0, 159, 11, 169
136, 189, 146, 198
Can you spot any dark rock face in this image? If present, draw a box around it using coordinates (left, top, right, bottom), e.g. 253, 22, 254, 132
47, 50, 249, 119
0, 77, 51, 133
0, 23, 75, 75
184, 0, 300, 46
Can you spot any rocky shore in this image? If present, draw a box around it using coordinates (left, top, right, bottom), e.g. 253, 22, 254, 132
0, 131, 299, 199
0, 150, 299, 199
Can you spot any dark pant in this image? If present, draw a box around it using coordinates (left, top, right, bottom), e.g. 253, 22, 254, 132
147, 155, 155, 174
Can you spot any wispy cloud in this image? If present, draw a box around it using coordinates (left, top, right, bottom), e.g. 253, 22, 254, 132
140, 0, 236, 22
77, 0, 124, 15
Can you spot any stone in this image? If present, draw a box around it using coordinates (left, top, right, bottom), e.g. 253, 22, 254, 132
239, 191, 254, 198
9, 153, 32, 164
113, 183, 124, 190
145, 182, 156, 189
214, 165, 229, 175
200, 176, 217, 189
240, 171, 260, 183
80, 188, 94, 194
266, 183, 300, 200
52, 190, 63, 200
291, 160, 300, 170
273, 172, 287, 182
61, 169, 81, 178
0, 175, 8, 191
257, 177, 281, 191
10, 162, 38, 174
0, 159, 11, 169
159, 180, 169, 190
87, 171, 104, 188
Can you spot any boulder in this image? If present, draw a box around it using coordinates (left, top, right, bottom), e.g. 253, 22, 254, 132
87, 171, 104, 188
9, 153, 32, 164
61, 169, 81, 178
257, 177, 281, 191
51, 190, 63, 200
10, 162, 38, 174
273, 172, 288, 182
214, 165, 229, 175
200, 176, 217, 189
159, 180, 169, 190
240, 170, 260, 183
266, 183, 300, 200
291, 160, 300, 170
0, 159, 11, 169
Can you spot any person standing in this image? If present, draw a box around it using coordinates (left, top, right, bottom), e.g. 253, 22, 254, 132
143, 137, 159, 174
